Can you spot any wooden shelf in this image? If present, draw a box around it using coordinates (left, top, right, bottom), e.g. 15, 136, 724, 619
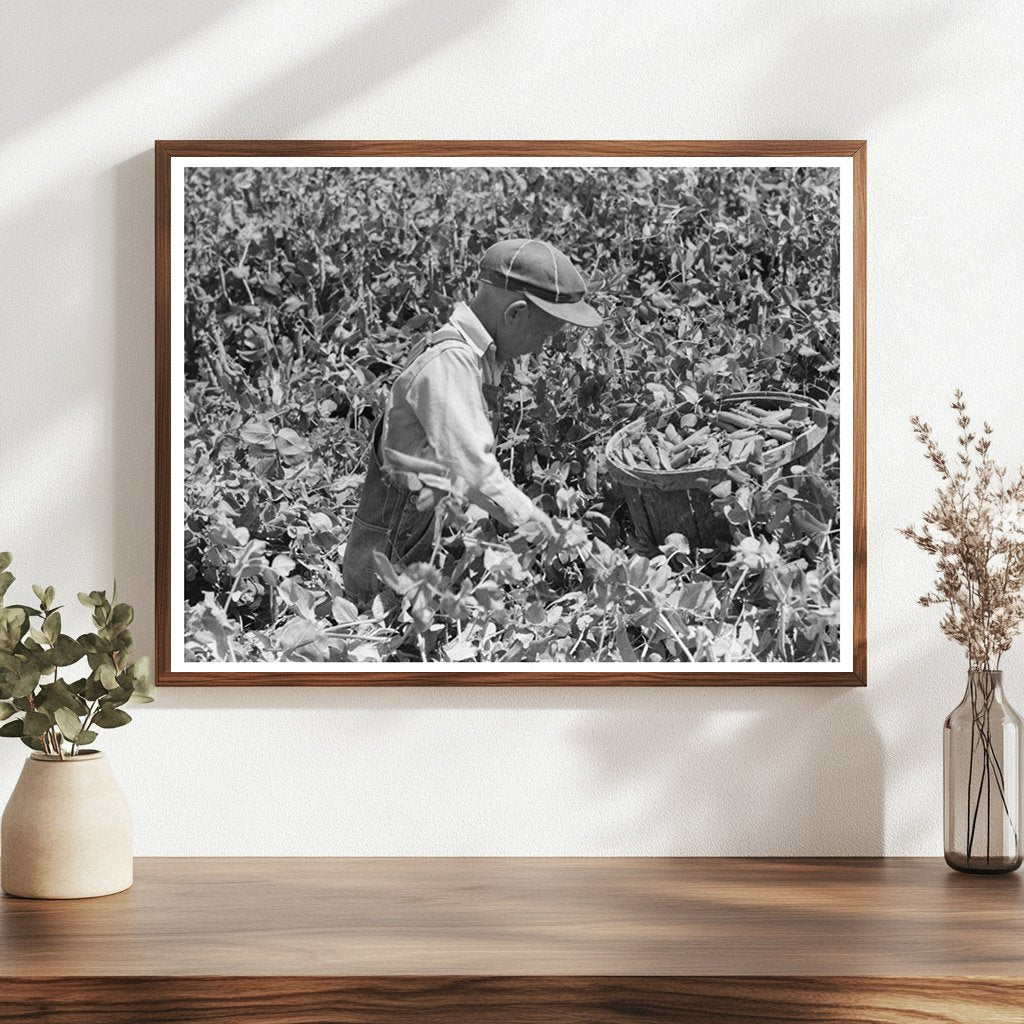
2, 857, 1022, 1022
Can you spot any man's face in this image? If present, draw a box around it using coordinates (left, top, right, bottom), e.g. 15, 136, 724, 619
495, 299, 566, 362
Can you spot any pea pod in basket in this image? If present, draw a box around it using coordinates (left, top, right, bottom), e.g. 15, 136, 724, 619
607, 392, 827, 480
603, 391, 829, 554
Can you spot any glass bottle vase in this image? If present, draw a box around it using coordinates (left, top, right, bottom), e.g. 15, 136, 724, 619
944, 669, 1023, 873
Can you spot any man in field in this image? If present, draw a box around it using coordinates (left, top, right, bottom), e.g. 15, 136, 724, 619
342, 238, 603, 608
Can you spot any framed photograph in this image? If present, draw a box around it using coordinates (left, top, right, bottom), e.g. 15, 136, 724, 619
156, 141, 865, 686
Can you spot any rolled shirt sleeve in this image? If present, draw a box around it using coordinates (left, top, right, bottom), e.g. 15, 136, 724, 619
391, 344, 540, 528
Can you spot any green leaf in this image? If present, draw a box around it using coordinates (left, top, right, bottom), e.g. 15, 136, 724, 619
524, 603, 546, 626
19, 734, 45, 752
29, 627, 49, 646
44, 586, 55, 608
104, 685, 132, 708
36, 678, 88, 716
128, 656, 154, 699
49, 635, 86, 667
0, 718, 24, 737
80, 635, 111, 655
78, 592, 99, 608
54, 707, 85, 741
0, 552, 11, 573
92, 705, 132, 729
0, 607, 27, 652
74, 730, 98, 746
22, 710, 51, 738
372, 552, 411, 595
275, 427, 313, 459
11, 665, 41, 699
98, 664, 117, 690
0, 700, 15, 721
86, 652, 112, 671
83, 674, 108, 701
32, 584, 48, 608
240, 420, 276, 449
113, 628, 134, 654
110, 603, 134, 629
1, 607, 27, 629
614, 622, 638, 662
8, 603, 42, 619
42, 611, 60, 643
0, 571, 14, 602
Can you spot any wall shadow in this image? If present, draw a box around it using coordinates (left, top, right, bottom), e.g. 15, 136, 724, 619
570, 686, 885, 855
721, 0, 971, 131
111, 151, 157, 661
0, 1, 243, 140
197, 0, 504, 137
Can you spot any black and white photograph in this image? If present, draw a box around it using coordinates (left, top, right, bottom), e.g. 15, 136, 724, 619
159, 145, 863, 682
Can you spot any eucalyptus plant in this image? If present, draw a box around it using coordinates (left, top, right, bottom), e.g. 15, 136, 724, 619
0, 553, 153, 759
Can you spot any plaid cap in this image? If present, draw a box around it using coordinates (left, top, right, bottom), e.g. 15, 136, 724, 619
478, 238, 602, 328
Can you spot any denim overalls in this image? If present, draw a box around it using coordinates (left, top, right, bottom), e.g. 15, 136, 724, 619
342, 327, 503, 608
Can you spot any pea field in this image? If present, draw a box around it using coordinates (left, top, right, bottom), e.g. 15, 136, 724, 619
182, 164, 842, 664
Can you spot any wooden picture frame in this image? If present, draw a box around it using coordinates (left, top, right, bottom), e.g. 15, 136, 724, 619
156, 140, 866, 686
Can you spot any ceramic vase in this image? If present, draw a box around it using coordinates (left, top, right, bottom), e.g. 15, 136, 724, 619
1, 750, 133, 898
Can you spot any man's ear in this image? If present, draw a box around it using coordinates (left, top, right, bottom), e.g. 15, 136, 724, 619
501, 299, 530, 325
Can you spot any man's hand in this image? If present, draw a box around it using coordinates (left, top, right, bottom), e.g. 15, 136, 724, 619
520, 504, 558, 541
387, 445, 557, 541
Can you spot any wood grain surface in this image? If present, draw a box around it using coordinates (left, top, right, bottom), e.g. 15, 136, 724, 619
2, 858, 1021, 1023
0, 976, 1022, 1024
154, 139, 867, 688
4, 856, 1022, 976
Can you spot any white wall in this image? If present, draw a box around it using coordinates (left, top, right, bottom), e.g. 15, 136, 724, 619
1, 0, 1022, 856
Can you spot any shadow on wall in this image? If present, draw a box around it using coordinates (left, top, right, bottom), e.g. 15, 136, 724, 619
2, 0, 506, 141
201, 0, 505, 137
143, 677, 886, 857
0, 1, 243, 140
572, 686, 884, 856
112, 151, 156, 664
726, 0, 972, 131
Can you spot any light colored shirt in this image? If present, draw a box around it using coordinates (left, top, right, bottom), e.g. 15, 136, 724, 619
380, 302, 540, 528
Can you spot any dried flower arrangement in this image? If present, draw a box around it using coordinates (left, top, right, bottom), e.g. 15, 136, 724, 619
901, 390, 1024, 667
902, 390, 1024, 870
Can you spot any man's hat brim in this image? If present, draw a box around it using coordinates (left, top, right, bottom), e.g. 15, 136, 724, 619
523, 291, 603, 328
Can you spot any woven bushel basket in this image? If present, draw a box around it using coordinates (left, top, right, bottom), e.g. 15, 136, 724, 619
604, 391, 828, 554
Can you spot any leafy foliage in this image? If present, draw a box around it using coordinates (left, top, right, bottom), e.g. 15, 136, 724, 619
0, 553, 154, 756
183, 165, 841, 663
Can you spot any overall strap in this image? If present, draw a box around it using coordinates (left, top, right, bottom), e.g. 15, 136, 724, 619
421, 326, 501, 432
405, 325, 466, 363
427, 326, 465, 345
379, 325, 480, 462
